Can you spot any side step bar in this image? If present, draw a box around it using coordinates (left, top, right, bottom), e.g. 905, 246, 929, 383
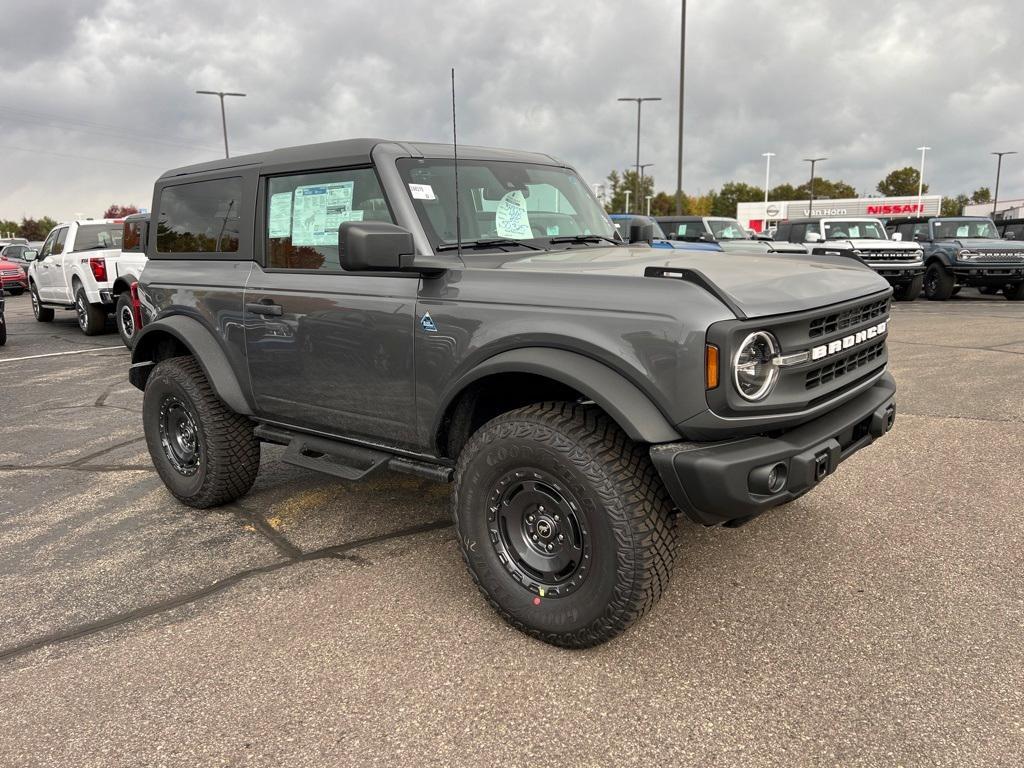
254, 424, 453, 483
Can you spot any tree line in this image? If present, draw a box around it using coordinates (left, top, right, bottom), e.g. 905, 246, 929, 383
0, 204, 139, 241
603, 166, 996, 218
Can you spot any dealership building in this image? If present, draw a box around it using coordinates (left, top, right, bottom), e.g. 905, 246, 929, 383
736, 194, 943, 233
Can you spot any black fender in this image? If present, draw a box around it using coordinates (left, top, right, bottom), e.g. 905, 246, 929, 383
129, 315, 253, 415
437, 347, 682, 444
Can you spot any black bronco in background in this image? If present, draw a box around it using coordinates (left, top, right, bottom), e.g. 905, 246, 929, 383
996, 218, 1024, 241
774, 217, 925, 301
886, 216, 1024, 300
130, 139, 897, 647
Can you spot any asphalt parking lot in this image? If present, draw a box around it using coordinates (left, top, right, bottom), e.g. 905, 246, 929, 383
0, 290, 1022, 767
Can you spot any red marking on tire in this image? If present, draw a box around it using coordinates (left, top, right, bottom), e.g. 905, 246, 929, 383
532, 597, 541, 606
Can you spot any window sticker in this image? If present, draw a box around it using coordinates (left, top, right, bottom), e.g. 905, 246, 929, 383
268, 191, 293, 238
292, 181, 355, 246
408, 183, 436, 200
494, 190, 532, 239
546, 225, 560, 236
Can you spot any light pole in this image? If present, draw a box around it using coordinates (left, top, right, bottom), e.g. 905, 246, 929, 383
196, 90, 246, 158
761, 152, 775, 204
645, 195, 654, 216
992, 151, 1018, 216
624, 189, 632, 214
916, 146, 930, 214
675, 0, 687, 215
803, 157, 827, 216
639, 162, 654, 205
618, 96, 662, 217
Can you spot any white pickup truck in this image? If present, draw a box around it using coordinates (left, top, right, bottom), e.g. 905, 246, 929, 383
28, 216, 148, 343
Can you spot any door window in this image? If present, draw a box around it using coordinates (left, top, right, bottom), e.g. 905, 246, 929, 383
265, 167, 393, 270
52, 227, 69, 255
38, 230, 57, 260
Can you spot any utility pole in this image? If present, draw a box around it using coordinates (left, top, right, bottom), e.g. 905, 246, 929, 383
916, 146, 930, 214
803, 157, 827, 216
618, 96, 661, 217
196, 90, 247, 158
991, 151, 1018, 216
639, 163, 654, 208
675, 0, 687, 215
762, 152, 775, 205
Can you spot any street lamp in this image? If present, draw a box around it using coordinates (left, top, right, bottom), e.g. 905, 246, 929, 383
645, 195, 654, 216
761, 152, 775, 205
618, 96, 662, 216
675, 0, 687, 215
916, 146, 931, 214
195, 90, 247, 158
991, 151, 1018, 216
624, 189, 632, 214
639, 162, 654, 205
803, 157, 827, 216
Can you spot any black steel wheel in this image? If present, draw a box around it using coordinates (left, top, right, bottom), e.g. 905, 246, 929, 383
453, 402, 678, 648
924, 263, 954, 300
158, 394, 202, 476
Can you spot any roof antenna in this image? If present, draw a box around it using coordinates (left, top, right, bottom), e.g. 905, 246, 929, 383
451, 67, 463, 260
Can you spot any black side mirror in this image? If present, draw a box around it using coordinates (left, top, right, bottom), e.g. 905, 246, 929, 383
628, 222, 655, 243
699, 232, 716, 242
1004, 231, 1016, 240
913, 232, 927, 242
339, 221, 415, 271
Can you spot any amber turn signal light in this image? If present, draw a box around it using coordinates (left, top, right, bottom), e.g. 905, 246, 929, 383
705, 344, 720, 390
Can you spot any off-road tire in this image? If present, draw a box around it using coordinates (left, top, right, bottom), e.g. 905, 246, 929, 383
30, 284, 53, 322
893, 274, 923, 302
75, 286, 106, 336
1004, 281, 1024, 301
115, 291, 137, 349
923, 263, 955, 300
452, 401, 678, 648
0, 316, 6, 346
143, 356, 260, 508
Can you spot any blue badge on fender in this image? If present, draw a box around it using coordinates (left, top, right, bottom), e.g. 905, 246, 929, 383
420, 312, 438, 333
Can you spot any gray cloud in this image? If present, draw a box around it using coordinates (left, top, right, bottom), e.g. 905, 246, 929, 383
1, 0, 1022, 222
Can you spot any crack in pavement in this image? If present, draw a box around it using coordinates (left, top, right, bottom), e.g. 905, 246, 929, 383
0, 518, 452, 665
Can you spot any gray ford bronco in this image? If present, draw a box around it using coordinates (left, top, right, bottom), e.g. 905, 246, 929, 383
130, 139, 897, 647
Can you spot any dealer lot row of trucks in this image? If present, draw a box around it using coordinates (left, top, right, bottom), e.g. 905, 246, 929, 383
1, 139, 1021, 648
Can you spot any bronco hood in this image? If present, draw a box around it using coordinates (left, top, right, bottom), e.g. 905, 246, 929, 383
941, 238, 1024, 252
499, 246, 889, 318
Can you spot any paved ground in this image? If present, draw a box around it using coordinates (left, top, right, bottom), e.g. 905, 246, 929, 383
0, 290, 1021, 767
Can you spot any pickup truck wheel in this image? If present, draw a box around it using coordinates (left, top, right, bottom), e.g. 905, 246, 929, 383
1004, 281, 1024, 301
923, 263, 954, 300
143, 356, 260, 508
75, 287, 107, 336
452, 402, 678, 648
893, 275, 923, 302
30, 284, 54, 322
115, 292, 137, 348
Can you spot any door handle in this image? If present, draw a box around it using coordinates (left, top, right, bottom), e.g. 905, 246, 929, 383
246, 301, 283, 316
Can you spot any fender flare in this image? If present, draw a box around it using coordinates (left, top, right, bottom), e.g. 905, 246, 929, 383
437, 347, 682, 444
130, 315, 253, 415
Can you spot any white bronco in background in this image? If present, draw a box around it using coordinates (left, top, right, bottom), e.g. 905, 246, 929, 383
28, 216, 148, 342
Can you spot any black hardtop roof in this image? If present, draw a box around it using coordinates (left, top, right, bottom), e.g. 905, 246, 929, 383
997, 218, 1024, 225
655, 215, 702, 222
159, 138, 565, 180
893, 215, 995, 225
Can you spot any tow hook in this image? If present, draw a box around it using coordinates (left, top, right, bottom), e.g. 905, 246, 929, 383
813, 451, 830, 481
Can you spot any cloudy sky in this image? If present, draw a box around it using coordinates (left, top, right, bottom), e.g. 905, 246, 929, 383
1, 0, 1022, 222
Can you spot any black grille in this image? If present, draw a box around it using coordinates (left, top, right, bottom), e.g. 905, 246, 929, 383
805, 340, 885, 390
860, 250, 921, 262
971, 252, 1024, 263
809, 298, 890, 338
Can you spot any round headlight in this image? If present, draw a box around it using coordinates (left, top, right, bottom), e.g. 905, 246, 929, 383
733, 331, 780, 401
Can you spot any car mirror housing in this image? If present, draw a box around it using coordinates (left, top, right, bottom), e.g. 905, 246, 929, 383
338, 221, 415, 272
890, 232, 903, 241
805, 232, 822, 243
23, 249, 38, 261
628, 222, 655, 244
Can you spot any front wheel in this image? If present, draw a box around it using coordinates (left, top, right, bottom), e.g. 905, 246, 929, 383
1004, 282, 1024, 301
30, 284, 54, 322
75, 286, 107, 336
0, 314, 6, 346
452, 402, 678, 648
893, 274, 923, 302
923, 263, 955, 300
115, 291, 138, 348
143, 356, 260, 508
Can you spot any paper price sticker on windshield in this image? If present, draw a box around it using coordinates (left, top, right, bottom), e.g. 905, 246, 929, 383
495, 190, 532, 239
408, 183, 436, 200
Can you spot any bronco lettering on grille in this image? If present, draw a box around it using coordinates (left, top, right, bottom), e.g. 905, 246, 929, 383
811, 321, 887, 361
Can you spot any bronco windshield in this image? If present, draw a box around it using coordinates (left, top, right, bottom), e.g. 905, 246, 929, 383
706, 218, 750, 240
822, 220, 887, 240
396, 158, 617, 253
932, 218, 999, 239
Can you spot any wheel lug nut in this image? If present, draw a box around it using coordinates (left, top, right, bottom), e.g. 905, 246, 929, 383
546, 543, 553, 551
532, 535, 538, 541
527, 514, 535, 522
554, 514, 560, 521
557, 534, 564, 542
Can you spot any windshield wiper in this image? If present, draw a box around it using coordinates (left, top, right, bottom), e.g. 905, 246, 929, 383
436, 238, 542, 252
548, 234, 621, 246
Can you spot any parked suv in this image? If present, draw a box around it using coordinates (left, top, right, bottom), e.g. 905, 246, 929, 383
657, 215, 807, 254
996, 218, 1024, 241
609, 214, 722, 251
130, 139, 897, 647
773, 217, 925, 301
0, 247, 30, 295
27, 218, 148, 334
886, 216, 1024, 300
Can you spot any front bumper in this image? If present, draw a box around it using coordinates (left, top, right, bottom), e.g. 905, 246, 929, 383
0, 274, 28, 291
866, 262, 924, 282
949, 264, 1024, 281
651, 372, 896, 526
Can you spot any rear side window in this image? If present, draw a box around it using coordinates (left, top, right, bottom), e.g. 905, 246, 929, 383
122, 219, 147, 252
773, 223, 790, 241
157, 177, 243, 253
265, 167, 392, 270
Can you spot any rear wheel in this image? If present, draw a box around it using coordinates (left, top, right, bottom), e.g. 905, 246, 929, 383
893, 275, 923, 302
115, 291, 138, 348
923, 263, 955, 300
143, 356, 260, 507
452, 402, 678, 648
1004, 282, 1024, 301
30, 284, 53, 322
75, 286, 107, 336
